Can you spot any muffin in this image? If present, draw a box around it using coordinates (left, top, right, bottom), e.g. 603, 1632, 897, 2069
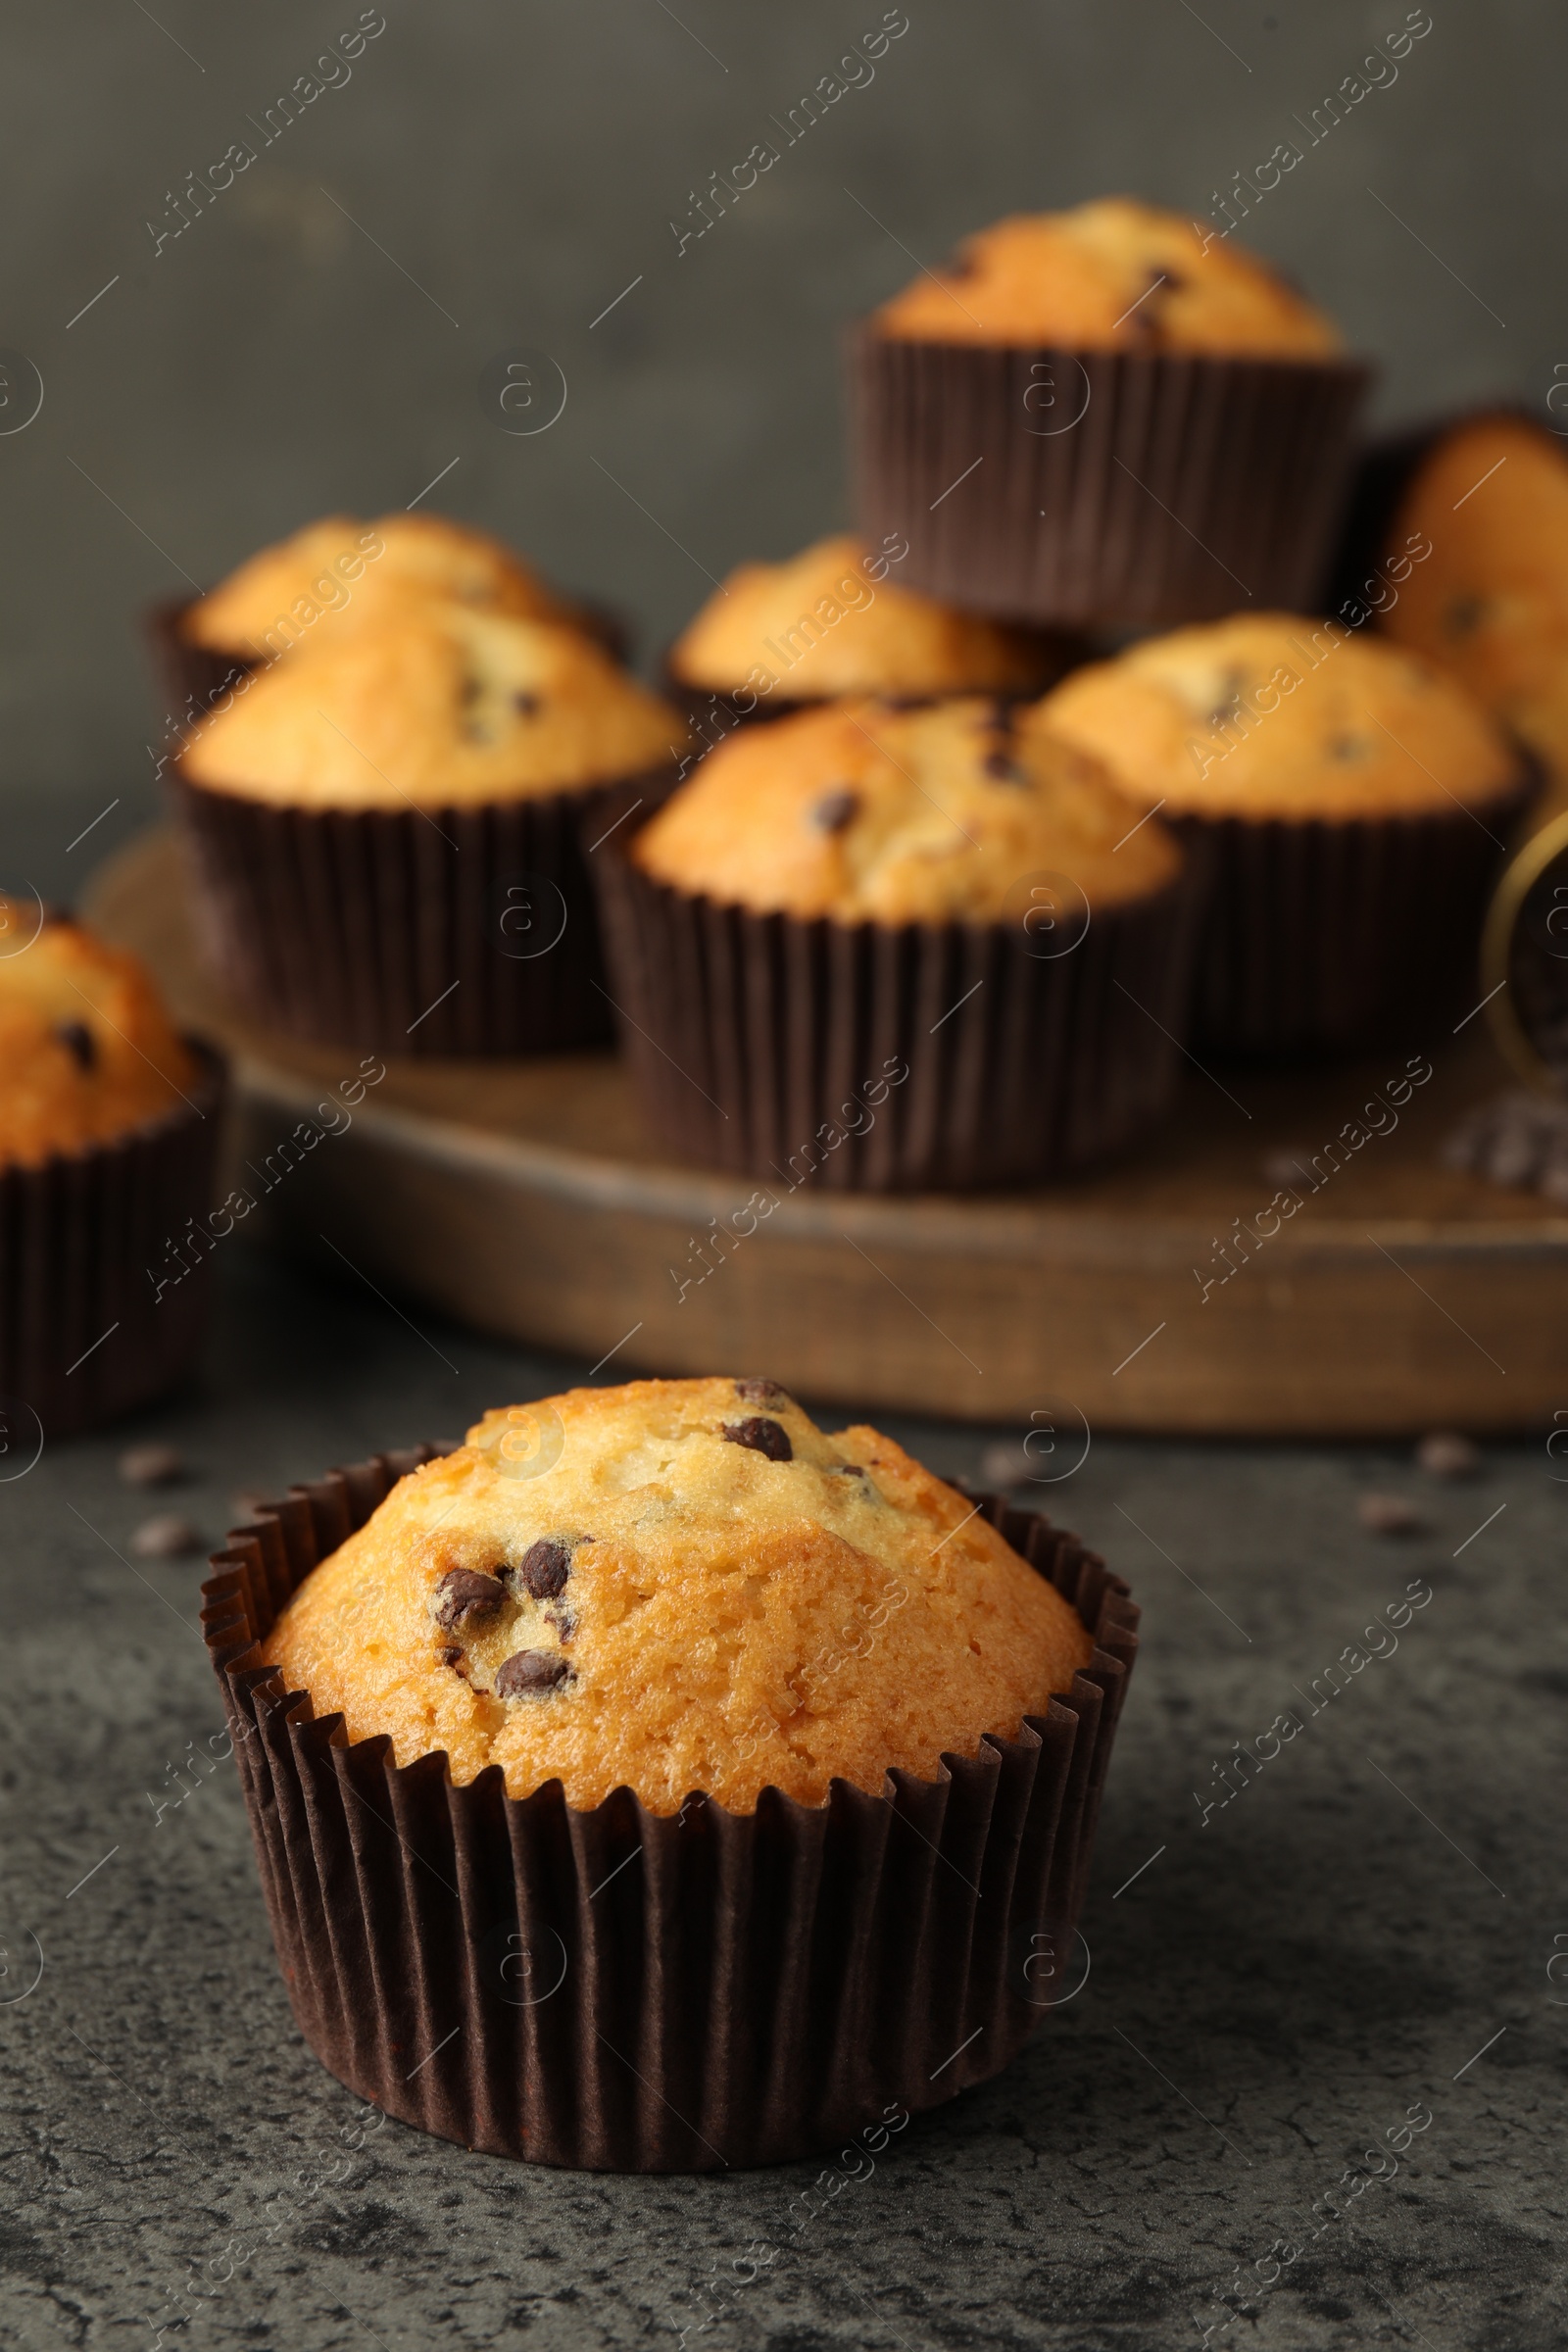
591, 694, 1199, 1189
150, 510, 621, 726
204, 1381, 1140, 2168
0, 901, 224, 1435
174, 602, 690, 1054
851, 196, 1370, 626
665, 533, 1080, 753
1368, 416, 1568, 801
1043, 614, 1533, 1054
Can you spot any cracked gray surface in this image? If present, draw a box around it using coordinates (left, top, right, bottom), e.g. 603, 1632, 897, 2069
0, 1247, 1562, 2352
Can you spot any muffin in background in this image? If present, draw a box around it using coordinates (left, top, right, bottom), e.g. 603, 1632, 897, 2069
873, 200, 1345, 355
151, 510, 624, 722
1373, 416, 1568, 806
0, 902, 223, 1435
1043, 613, 1533, 1054
207, 1382, 1139, 2167
594, 693, 1199, 1189
853, 196, 1369, 627
666, 533, 1079, 745
175, 604, 689, 1055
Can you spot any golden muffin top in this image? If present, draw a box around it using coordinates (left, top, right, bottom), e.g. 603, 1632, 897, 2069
873, 198, 1343, 355
0, 904, 198, 1170
630, 695, 1181, 923
180, 604, 688, 809
1042, 612, 1521, 820
264, 1377, 1095, 1814
1379, 416, 1568, 789
182, 510, 578, 659
668, 534, 1059, 701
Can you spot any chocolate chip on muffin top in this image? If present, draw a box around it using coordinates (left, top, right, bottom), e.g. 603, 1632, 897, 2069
264, 1376, 1094, 1814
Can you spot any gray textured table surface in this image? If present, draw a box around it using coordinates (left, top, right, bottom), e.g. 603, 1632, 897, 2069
0, 1246, 1561, 2352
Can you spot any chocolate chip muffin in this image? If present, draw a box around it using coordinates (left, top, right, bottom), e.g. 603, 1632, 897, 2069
1043, 614, 1533, 1053
0, 904, 223, 1433
151, 509, 622, 725
853, 195, 1368, 626
631, 694, 1178, 921
172, 605, 689, 1055
666, 533, 1077, 741
183, 511, 572, 663
1374, 416, 1568, 801
265, 1378, 1094, 1814
872, 198, 1343, 356
181, 605, 681, 810
592, 696, 1200, 1187
209, 1423, 1137, 2168
0, 900, 199, 1167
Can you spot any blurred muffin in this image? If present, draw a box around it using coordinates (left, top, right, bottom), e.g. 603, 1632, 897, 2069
151, 510, 624, 722
633, 694, 1177, 920
184, 512, 571, 659
0, 903, 197, 1167
175, 606, 689, 1055
209, 1408, 1137, 2168
0, 903, 222, 1433
667, 533, 1078, 737
182, 606, 681, 808
594, 695, 1199, 1188
1375, 416, 1568, 800
267, 1376, 1094, 1814
873, 199, 1343, 354
1044, 614, 1532, 1053
854, 196, 1368, 626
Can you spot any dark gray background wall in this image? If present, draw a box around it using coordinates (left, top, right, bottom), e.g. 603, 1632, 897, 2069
2, 1, 1555, 899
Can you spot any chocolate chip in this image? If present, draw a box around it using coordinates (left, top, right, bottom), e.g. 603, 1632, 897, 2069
436, 1643, 465, 1671
118, 1442, 184, 1488
513, 1538, 572, 1600
735, 1378, 790, 1406
514, 691, 540, 715
433, 1568, 507, 1630
1329, 734, 1367, 761
494, 1648, 573, 1698
983, 748, 1027, 784
1356, 1493, 1425, 1536
722, 1416, 793, 1463
811, 788, 858, 835
131, 1513, 201, 1558
56, 1020, 96, 1072
1416, 1431, 1479, 1480
1446, 593, 1486, 638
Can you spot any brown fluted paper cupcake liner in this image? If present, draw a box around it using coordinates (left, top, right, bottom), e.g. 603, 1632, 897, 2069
590, 823, 1202, 1192
1178, 770, 1540, 1058
0, 1040, 225, 1440
850, 326, 1371, 628
202, 1455, 1138, 2173
146, 595, 634, 732
172, 761, 682, 1058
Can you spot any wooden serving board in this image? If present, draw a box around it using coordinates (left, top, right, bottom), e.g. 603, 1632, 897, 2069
85, 829, 1568, 1436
